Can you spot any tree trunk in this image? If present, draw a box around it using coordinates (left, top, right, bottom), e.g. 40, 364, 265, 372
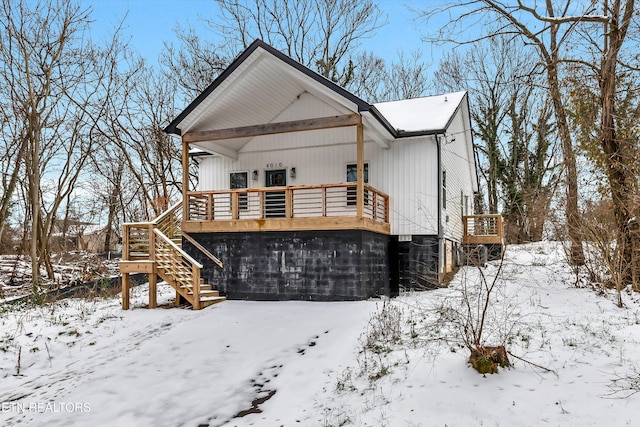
546, 14, 585, 266
29, 116, 41, 286
599, 0, 637, 288
104, 163, 123, 252
0, 138, 28, 238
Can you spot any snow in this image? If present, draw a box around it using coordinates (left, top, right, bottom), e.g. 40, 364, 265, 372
374, 91, 467, 133
2, 242, 640, 426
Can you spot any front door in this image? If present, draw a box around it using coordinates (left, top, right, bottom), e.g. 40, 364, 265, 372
265, 169, 286, 218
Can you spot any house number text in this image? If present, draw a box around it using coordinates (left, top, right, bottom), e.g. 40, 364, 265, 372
266, 162, 283, 168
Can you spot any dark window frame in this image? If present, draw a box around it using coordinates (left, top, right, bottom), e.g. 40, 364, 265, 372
230, 171, 249, 211
346, 163, 369, 206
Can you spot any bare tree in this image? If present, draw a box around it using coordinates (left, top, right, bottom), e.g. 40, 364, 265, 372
0, 0, 86, 282
564, 0, 639, 287
215, 0, 385, 86
160, 24, 229, 101
349, 49, 430, 102
419, 0, 589, 265
435, 35, 561, 243
96, 64, 183, 221
382, 50, 430, 101
347, 50, 387, 101
87, 144, 125, 253
435, 37, 524, 214
0, 117, 27, 245
0, 0, 129, 283
161, 0, 386, 100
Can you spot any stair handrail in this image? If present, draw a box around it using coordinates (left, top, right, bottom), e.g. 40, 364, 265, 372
183, 232, 224, 269
152, 201, 183, 225
152, 228, 203, 269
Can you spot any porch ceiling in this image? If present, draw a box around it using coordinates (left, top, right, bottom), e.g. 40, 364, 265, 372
176, 45, 392, 158
178, 48, 357, 135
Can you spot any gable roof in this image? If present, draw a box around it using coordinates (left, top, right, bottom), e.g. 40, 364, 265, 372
164, 39, 467, 141
164, 39, 371, 136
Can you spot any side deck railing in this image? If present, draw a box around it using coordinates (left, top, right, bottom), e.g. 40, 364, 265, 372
463, 214, 505, 245
152, 228, 203, 309
185, 183, 389, 223
122, 201, 183, 261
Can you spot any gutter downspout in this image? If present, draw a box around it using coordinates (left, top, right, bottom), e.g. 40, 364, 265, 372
436, 134, 444, 279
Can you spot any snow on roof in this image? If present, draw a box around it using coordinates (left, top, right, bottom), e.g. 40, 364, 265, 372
374, 91, 467, 134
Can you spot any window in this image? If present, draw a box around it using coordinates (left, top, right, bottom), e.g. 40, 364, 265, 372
265, 169, 286, 187
230, 172, 247, 189
442, 170, 447, 210
264, 169, 286, 218
230, 172, 248, 210
346, 163, 368, 184
346, 163, 369, 206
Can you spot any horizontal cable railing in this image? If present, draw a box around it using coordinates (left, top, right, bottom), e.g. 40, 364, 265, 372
153, 201, 183, 239
186, 183, 389, 224
463, 215, 504, 244
122, 222, 152, 260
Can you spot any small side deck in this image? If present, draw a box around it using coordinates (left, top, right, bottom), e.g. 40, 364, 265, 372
463, 215, 505, 246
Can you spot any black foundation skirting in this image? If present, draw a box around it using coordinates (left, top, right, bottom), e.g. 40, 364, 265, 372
183, 230, 390, 301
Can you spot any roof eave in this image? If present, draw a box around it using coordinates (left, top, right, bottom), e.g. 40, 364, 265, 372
164, 39, 266, 136
396, 128, 447, 138
367, 105, 398, 139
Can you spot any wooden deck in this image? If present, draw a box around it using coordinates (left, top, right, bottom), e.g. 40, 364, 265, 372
463, 214, 505, 245
184, 183, 390, 234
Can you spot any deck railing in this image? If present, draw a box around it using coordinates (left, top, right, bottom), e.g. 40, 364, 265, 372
153, 201, 182, 240
121, 222, 152, 260
152, 228, 203, 310
186, 183, 389, 223
122, 202, 183, 260
463, 215, 505, 245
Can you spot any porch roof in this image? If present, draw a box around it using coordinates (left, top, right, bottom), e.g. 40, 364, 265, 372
164, 39, 468, 150
164, 40, 374, 135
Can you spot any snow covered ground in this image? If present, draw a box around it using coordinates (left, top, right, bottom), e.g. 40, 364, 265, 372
1, 242, 639, 426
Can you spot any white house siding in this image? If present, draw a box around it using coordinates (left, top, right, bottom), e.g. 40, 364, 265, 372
198, 133, 439, 236
380, 137, 439, 236
440, 105, 476, 243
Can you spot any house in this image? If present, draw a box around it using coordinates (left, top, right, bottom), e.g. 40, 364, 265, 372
77, 225, 120, 254
119, 40, 504, 309
50, 220, 119, 253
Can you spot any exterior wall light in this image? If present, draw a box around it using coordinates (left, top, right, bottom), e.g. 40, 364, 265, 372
290, 167, 296, 178
252, 170, 258, 181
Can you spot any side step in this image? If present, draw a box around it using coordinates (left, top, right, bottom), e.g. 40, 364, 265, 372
186, 286, 227, 309
187, 289, 220, 298
200, 296, 227, 308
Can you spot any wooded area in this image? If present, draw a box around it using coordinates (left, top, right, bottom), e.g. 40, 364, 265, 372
0, 0, 639, 293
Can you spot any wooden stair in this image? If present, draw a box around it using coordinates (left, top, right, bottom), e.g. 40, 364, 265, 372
120, 201, 225, 310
